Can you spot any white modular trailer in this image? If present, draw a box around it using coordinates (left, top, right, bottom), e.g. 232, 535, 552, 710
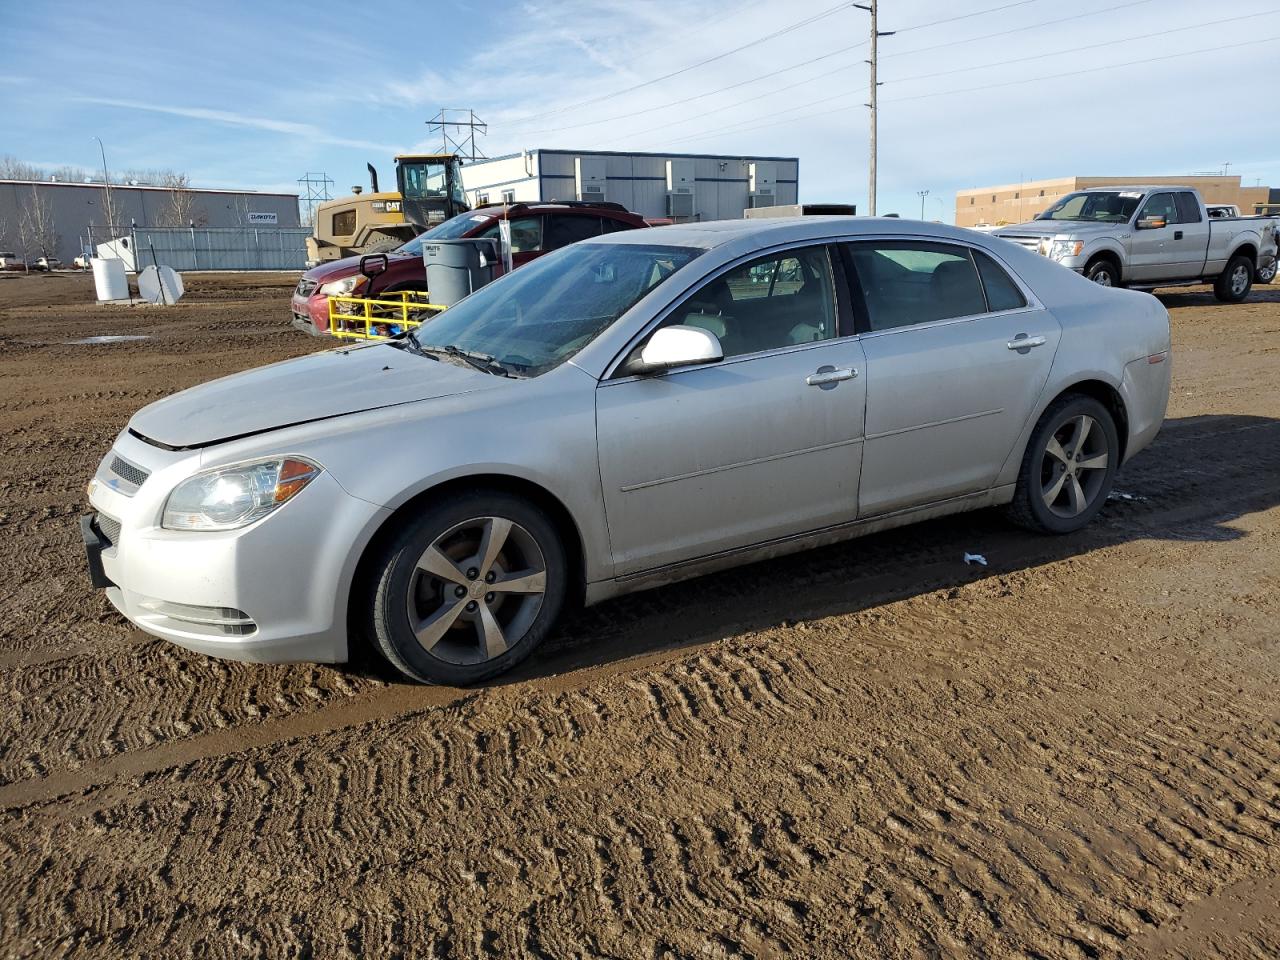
460, 149, 799, 222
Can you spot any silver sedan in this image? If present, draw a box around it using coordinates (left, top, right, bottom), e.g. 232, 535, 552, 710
84, 217, 1171, 684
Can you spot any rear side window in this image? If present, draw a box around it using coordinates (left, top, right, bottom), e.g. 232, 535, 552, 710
846, 241, 987, 331
1174, 192, 1202, 223
545, 214, 603, 249
974, 251, 1027, 312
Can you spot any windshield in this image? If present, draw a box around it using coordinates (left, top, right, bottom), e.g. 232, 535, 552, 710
409, 242, 703, 377
397, 212, 495, 255
1037, 191, 1143, 223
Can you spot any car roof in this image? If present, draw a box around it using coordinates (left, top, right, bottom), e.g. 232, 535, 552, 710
589, 216, 991, 250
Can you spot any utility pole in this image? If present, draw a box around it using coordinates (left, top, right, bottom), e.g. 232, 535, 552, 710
917, 189, 929, 220
854, 1, 893, 216
91, 136, 115, 238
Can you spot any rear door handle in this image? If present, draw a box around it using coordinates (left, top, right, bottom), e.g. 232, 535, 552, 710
806, 366, 858, 386
1007, 334, 1047, 351
1174, 230, 1184, 240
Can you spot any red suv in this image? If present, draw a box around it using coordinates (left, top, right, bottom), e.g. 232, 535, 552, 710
291, 201, 646, 335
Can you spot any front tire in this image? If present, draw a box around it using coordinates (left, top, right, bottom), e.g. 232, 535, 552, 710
364, 491, 567, 684
1214, 254, 1253, 302
1256, 258, 1276, 284
1085, 258, 1120, 287
1007, 394, 1119, 535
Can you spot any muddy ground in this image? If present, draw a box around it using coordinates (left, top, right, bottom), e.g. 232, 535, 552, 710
1, 269, 1279, 958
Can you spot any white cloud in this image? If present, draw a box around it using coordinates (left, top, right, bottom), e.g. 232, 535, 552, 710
71, 97, 404, 155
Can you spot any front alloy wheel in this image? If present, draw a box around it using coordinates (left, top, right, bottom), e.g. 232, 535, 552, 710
1007, 394, 1119, 534
366, 492, 566, 684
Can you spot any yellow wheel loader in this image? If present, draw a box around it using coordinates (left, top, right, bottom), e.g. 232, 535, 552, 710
305, 154, 468, 266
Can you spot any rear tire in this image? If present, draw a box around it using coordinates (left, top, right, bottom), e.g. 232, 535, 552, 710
1084, 258, 1120, 287
1214, 254, 1253, 302
363, 491, 567, 685
362, 236, 402, 255
1006, 394, 1119, 535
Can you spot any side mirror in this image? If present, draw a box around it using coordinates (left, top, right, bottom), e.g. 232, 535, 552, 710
1136, 216, 1167, 230
359, 253, 389, 279
624, 325, 723, 376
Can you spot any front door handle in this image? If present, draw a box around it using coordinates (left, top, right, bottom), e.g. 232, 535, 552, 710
806, 366, 858, 386
1007, 334, 1047, 351
1174, 230, 1184, 240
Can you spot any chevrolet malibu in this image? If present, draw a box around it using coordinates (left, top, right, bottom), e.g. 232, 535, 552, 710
84, 218, 1171, 684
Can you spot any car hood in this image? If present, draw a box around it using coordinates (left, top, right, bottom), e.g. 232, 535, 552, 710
994, 220, 1125, 239
303, 252, 417, 284
129, 343, 500, 448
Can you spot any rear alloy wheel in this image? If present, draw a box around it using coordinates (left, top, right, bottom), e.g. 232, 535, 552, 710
1007, 394, 1119, 534
366, 492, 566, 684
1085, 258, 1119, 287
1214, 254, 1253, 302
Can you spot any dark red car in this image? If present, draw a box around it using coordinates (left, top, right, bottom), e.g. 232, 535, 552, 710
291, 201, 646, 335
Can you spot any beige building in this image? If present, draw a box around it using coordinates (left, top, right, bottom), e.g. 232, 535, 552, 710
956, 175, 1279, 228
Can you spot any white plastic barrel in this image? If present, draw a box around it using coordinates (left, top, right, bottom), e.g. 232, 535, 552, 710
92, 257, 129, 302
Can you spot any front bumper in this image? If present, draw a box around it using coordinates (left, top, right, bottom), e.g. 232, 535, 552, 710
290, 291, 330, 335
87, 453, 386, 664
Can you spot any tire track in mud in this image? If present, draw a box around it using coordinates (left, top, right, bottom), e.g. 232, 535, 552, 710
4, 595, 1280, 958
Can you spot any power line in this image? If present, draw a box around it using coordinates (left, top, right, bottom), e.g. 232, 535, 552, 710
880, 0, 1157, 60
519, 39, 868, 137
658, 10, 1266, 142
664, 32, 1278, 146
883, 34, 1280, 105
510, 0, 856, 125
578, 0, 1167, 146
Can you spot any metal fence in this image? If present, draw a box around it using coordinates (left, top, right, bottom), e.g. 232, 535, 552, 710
126, 226, 310, 271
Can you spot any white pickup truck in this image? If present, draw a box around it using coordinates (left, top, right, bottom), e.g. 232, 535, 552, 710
994, 186, 1280, 300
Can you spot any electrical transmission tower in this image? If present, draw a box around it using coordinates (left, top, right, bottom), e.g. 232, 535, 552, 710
427, 109, 488, 161
297, 172, 334, 227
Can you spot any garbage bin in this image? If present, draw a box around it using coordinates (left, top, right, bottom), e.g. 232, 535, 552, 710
424, 238, 498, 307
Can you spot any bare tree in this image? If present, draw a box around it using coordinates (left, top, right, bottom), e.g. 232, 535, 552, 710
18, 187, 58, 259
0, 155, 42, 180
157, 172, 197, 226
231, 192, 252, 225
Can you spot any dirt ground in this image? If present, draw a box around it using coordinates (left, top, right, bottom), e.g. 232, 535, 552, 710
1, 268, 1279, 958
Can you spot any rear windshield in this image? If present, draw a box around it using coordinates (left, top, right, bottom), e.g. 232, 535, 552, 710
398, 213, 495, 255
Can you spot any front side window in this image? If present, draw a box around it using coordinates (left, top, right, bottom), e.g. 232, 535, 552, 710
1140, 193, 1177, 224
478, 216, 543, 253
658, 246, 837, 358
847, 241, 987, 331
412, 242, 702, 377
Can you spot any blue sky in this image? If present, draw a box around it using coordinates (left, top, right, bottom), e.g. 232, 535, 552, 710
3, 0, 1278, 220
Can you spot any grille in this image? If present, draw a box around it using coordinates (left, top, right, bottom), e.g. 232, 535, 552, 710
95, 512, 121, 547
1000, 234, 1044, 254
296, 279, 318, 297
110, 456, 150, 489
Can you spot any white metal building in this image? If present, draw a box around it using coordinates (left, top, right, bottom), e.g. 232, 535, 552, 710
460, 149, 799, 222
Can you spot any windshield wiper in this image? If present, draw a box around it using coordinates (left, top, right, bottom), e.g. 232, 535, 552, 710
416, 343, 515, 377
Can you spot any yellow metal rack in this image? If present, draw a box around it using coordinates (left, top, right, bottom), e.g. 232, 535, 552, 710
326, 290, 447, 340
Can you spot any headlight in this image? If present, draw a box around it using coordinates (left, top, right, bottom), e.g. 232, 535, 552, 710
162, 457, 321, 531
318, 275, 367, 297
1048, 240, 1084, 261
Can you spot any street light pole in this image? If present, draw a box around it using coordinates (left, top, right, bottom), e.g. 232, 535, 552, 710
918, 189, 929, 220
91, 136, 115, 239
